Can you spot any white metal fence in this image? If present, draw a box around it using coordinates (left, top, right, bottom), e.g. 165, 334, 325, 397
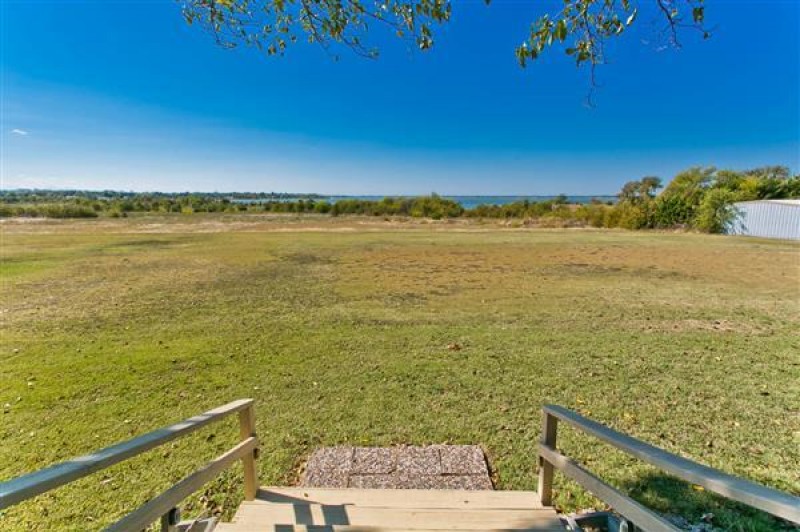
729, 200, 800, 240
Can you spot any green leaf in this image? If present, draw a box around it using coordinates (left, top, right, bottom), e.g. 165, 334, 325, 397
555, 20, 567, 41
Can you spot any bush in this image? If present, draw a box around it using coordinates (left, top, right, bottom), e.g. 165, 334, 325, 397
614, 203, 648, 229
694, 189, 738, 233
574, 203, 608, 228
325, 196, 462, 219
4, 203, 99, 218
652, 195, 694, 228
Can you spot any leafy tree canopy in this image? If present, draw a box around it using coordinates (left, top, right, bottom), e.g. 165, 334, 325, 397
181, 0, 709, 76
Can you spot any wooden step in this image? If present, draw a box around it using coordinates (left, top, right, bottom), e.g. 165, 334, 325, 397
229, 503, 561, 530
216, 527, 560, 532
216, 488, 564, 532
253, 487, 546, 509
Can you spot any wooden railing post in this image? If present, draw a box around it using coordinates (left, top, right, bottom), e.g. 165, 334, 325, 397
238, 404, 258, 500
160, 507, 180, 532
538, 410, 558, 506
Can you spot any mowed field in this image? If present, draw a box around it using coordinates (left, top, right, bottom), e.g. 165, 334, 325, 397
1, 215, 798, 530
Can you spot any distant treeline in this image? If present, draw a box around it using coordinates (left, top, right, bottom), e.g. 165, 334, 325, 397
0, 191, 576, 220
0, 190, 323, 202
0, 190, 324, 219
1, 166, 797, 233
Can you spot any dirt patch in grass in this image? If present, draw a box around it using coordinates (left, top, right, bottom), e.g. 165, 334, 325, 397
100, 238, 182, 249
281, 251, 336, 265
642, 319, 769, 334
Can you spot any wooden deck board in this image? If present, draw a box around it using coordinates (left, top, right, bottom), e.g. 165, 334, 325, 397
232, 504, 560, 528
254, 487, 545, 509
217, 488, 564, 532
217, 527, 562, 532
214, 523, 566, 532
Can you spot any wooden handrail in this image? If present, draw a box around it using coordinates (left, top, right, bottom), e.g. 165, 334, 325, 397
106, 437, 257, 531
0, 398, 259, 525
539, 444, 680, 532
538, 404, 800, 526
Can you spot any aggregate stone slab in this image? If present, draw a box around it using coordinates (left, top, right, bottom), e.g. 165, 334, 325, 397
303, 446, 354, 488
348, 474, 397, 489
352, 447, 396, 474
301, 445, 492, 490
439, 445, 487, 475
396, 446, 441, 476
434, 474, 493, 490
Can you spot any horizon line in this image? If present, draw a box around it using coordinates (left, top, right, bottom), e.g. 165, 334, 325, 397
0, 187, 619, 197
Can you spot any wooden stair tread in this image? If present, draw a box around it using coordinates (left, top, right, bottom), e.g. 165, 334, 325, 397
216, 527, 561, 532
232, 503, 560, 528
216, 488, 564, 532
254, 487, 546, 509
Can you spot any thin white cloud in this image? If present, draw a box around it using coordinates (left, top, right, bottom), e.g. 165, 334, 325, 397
11, 128, 29, 136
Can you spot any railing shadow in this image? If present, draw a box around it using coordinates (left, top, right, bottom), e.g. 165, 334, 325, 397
618, 471, 794, 530
292, 503, 350, 525
539, 405, 800, 527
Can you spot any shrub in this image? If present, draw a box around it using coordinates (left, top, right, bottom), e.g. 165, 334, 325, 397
574, 203, 608, 228
694, 189, 738, 233
611, 203, 648, 229
652, 195, 694, 228
4, 203, 98, 218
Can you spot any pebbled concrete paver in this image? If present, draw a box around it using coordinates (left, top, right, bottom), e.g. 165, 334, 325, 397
348, 474, 397, 489
396, 446, 441, 476
303, 446, 354, 488
301, 445, 492, 490
352, 447, 396, 474
439, 445, 487, 475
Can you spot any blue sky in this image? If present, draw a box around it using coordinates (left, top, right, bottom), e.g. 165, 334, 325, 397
1, 1, 798, 195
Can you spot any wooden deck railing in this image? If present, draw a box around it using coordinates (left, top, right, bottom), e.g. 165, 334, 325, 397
0, 399, 258, 530
537, 404, 800, 530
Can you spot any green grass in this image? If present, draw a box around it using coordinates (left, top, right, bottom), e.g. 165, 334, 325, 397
1, 217, 798, 530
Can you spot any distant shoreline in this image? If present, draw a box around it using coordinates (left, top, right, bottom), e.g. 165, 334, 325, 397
244, 195, 619, 207
2, 190, 618, 208
2, 189, 616, 205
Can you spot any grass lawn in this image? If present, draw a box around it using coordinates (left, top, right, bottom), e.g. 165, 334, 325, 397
1, 215, 798, 530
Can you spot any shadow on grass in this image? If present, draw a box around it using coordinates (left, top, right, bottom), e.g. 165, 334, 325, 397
619, 472, 794, 531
